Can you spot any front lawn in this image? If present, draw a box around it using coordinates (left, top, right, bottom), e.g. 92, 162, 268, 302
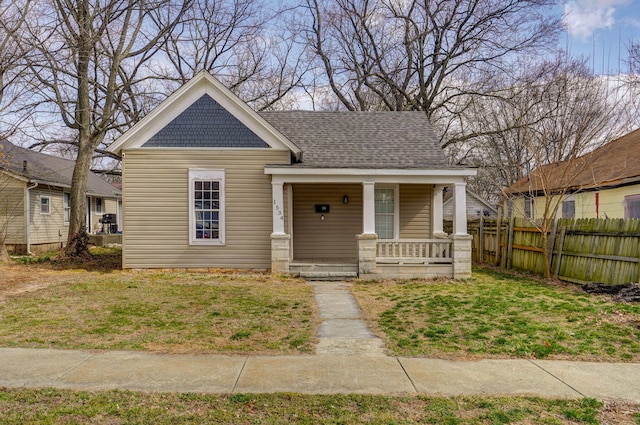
354, 266, 640, 361
1, 388, 635, 425
0, 251, 316, 355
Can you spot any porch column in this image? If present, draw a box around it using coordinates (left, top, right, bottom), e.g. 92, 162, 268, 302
357, 233, 377, 278
452, 181, 472, 279
452, 182, 468, 236
271, 181, 289, 274
452, 234, 473, 279
271, 182, 285, 235
432, 184, 447, 238
362, 181, 375, 234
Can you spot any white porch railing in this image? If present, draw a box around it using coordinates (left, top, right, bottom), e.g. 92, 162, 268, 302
376, 239, 453, 264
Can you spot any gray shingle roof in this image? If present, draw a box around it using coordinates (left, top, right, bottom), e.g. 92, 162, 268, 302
259, 111, 447, 169
143, 95, 269, 148
0, 139, 120, 198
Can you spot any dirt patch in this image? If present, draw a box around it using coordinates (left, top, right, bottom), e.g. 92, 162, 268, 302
0, 248, 121, 302
0, 264, 77, 302
599, 401, 640, 425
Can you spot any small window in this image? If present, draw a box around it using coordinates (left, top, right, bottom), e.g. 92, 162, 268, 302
189, 169, 225, 245
562, 200, 575, 219
524, 196, 533, 219
624, 194, 640, 219
375, 187, 397, 239
40, 196, 51, 214
95, 198, 103, 214
64, 193, 71, 224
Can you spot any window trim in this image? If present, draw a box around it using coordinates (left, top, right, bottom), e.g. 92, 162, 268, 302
63, 192, 71, 224
624, 194, 640, 219
40, 195, 51, 215
524, 196, 533, 219
374, 184, 399, 240
95, 197, 103, 214
561, 199, 575, 219
188, 169, 225, 246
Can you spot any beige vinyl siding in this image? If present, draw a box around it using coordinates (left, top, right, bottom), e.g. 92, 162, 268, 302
122, 149, 290, 269
399, 184, 432, 238
292, 183, 361, 262
30, 187, 66, 245
1, 175, 26, 244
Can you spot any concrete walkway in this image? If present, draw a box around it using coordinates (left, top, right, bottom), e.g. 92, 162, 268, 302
312, 281, 386, 356
0, 347, 639, 402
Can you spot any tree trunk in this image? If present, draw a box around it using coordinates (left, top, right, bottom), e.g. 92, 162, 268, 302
64, 142, 94, 259
0, 242, 10, 263
541, 227, 552, 279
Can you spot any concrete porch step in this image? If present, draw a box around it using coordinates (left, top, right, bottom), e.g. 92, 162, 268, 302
299, 271, 358, 281
290, 262, 358, 280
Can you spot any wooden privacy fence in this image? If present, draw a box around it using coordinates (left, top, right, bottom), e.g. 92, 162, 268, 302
450, 217, 640, 285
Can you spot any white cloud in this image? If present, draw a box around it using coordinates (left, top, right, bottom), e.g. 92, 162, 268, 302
563, 0, 629, 41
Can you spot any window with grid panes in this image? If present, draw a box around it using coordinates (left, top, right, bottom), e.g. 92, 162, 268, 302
375, 187, 395, 239
189, 170, 225, 245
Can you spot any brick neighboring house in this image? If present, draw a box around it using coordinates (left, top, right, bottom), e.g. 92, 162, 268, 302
108, 72, 477, 279
0, 139, 121, 254
503, 128, 640, 220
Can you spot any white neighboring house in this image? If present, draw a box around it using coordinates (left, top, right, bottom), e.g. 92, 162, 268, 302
0, 139, 121, 254
443, 188, 497, 220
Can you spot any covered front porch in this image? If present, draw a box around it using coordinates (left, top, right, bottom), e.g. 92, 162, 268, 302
266, 168, 475, 280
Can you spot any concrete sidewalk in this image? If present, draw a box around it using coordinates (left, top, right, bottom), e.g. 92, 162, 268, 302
0, 347, 638, 402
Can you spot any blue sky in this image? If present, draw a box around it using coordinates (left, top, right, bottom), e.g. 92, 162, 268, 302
561, 0, 640, 74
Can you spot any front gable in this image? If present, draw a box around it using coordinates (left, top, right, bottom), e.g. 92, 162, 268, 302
108, 72, 300, 156
143, 95, 269, 148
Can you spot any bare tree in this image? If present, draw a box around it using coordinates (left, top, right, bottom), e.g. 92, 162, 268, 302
299, 0, 561, 140
22, 0, 189, 257
497, 57, 629, 278
0, 147, 15, 262
0, 0, 34, 139
159, 0, 308, 110
0, 0, 34, 262
629, 41, 640, 75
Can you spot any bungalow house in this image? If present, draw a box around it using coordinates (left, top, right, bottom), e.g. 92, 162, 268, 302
107, 72, 476, 279
0, 139, 121, 254
503, 128, 640, 220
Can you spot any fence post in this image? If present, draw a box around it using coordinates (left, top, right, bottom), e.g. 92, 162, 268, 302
506, 215, 515, 270
553, 226, 566, 280
479, 214, 485, 263
547, 219, 558, 276
495, 207, 502, 266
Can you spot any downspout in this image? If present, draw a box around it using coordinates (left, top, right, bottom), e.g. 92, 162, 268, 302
25, 181, 38, 255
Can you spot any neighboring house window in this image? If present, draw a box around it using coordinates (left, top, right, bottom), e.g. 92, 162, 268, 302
624, 194, 640, 219
40, 195, 51, 214
524, 196, 533, 219
95, 197, 103, 214
64, 193, 71, 224
562, 200, 575, 219
189, 169, 225, 245
375, 187, 397, 239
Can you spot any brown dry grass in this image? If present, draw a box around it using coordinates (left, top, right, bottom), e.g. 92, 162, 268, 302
0, 248, 318, 355
0, 389, 636, 424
